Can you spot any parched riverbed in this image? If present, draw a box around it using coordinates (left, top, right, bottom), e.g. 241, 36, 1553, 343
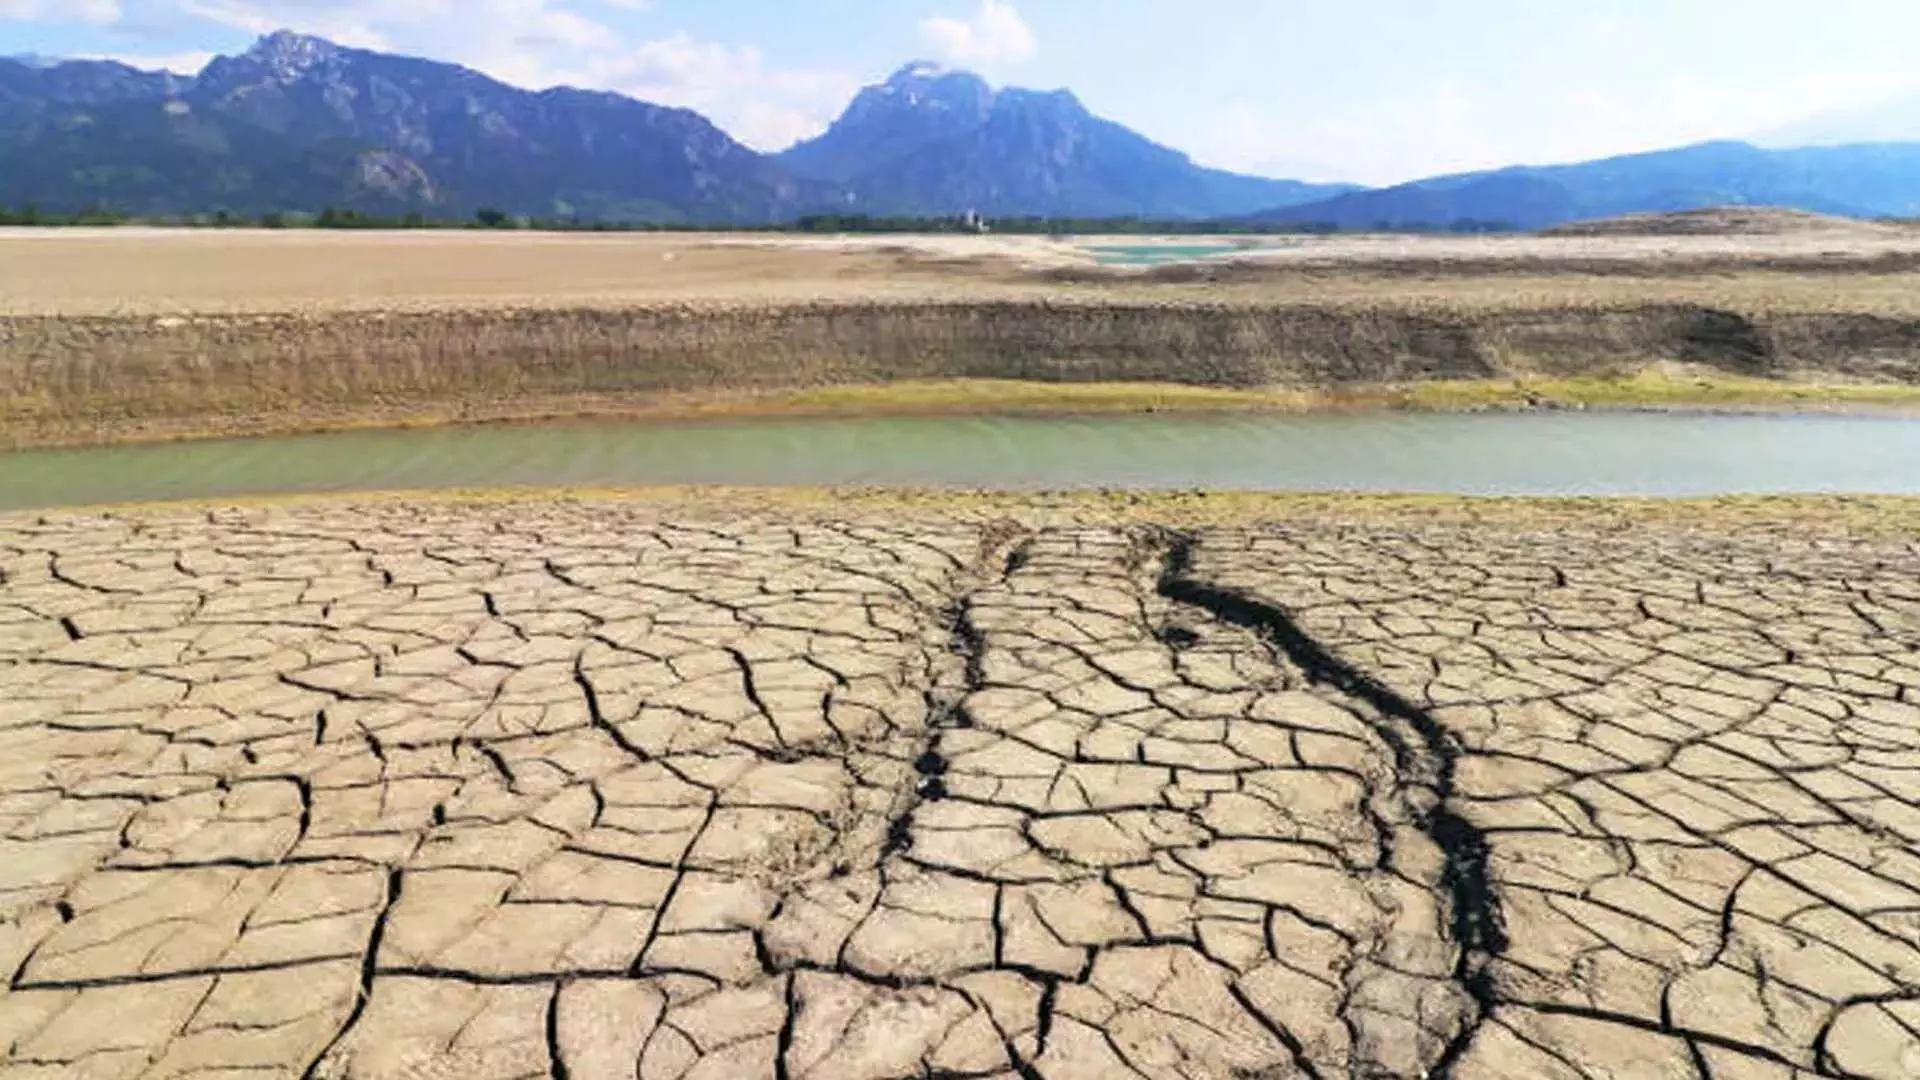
2, 495, 1917, 1078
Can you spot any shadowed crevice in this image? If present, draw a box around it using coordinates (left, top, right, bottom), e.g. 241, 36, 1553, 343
1153, 531, 1506, 1075
302, 866, 402, 1080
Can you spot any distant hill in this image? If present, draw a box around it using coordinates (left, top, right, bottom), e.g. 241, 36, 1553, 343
0, 52, 371, 217
1247, 140, 1920, 230
0, 56, 189, 105
778, 62, 1355, 219
0, 32, 812, 222
1543, 207, 1904, 237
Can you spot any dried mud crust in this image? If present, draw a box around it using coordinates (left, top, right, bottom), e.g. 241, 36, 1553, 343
0, 502, 1916, 1078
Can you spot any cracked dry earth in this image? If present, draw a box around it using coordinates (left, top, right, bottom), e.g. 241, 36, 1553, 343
1, 503, 1918, 1079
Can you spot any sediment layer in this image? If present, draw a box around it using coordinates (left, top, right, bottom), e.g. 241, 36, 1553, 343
1, 496, 1916, 1078
8, 299, 1920, 447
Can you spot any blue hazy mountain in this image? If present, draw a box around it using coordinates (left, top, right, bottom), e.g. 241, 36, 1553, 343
0, 31, 810, 221
779, 62, 1356, 218
1246, 140, 1920, 229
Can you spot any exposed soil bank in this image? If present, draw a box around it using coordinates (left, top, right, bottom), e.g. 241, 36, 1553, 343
7, 300, 1920, 448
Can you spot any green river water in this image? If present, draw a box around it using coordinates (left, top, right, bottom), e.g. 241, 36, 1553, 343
1085, 243, 1251, 265
3, 411, 1919, 512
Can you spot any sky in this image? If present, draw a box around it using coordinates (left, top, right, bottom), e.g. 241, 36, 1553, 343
4, 0, 1920, 185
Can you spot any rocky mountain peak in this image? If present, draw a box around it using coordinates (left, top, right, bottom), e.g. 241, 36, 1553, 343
776, 61, 998, 183
241, 30, 341, 81
887, 60, 950, 83
872, 61, 993, 109
993, 85, 1087, 119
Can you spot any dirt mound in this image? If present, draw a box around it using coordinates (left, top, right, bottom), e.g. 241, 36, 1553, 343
1544, 206, 1897, 237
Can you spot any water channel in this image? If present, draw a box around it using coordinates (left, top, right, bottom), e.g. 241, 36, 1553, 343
4, 410, 1919, 512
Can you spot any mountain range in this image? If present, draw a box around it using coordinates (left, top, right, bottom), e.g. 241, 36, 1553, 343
0, 33, 1347, 223
0, 33, 803, 222
4, 31, 1920, 228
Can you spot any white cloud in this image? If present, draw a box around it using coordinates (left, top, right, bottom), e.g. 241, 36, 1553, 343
1183, 87, 1502, 186
172, 0, 618, 63
176, 0, 401, 48
84, 49, 215, 73
920, 0, 1034, 67
99, 0, 856, 152
557, 32, 855, 149
0, 0, 120, 23
1185, 64, 1920, 186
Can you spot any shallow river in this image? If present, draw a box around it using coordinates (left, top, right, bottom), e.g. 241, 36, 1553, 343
4, 411, 1920, 511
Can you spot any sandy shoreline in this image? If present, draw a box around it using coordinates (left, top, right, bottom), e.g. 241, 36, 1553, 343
17, 486, 1920, 536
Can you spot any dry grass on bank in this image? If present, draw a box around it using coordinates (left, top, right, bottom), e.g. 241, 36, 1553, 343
776, 374, 1920, 415
10, 372, 1920, 453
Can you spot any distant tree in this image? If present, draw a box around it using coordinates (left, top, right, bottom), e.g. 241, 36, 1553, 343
260, 211, 287, 229
1448, 218, 1516, 234
474, 207, 509, 228
402, 211, 427, 229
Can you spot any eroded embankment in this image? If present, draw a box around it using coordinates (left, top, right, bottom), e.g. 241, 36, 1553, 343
7, 299, 1920, 446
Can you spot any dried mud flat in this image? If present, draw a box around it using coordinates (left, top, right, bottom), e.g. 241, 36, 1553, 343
10, 226, 1920, 318
1, 495, 1918, 1078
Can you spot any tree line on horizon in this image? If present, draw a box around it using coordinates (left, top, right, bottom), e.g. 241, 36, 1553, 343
0, 204, 1535, 235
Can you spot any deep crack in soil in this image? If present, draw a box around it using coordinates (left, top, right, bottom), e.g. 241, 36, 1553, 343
1154, 529, 1503, 1076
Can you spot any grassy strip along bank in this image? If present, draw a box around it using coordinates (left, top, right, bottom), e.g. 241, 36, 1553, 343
6, 298, 1920, 448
